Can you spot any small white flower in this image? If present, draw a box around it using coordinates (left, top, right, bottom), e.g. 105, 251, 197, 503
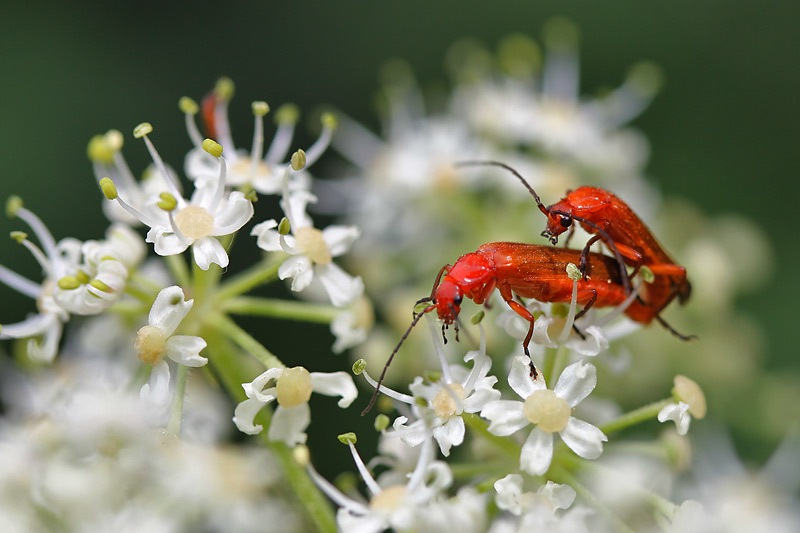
0, 202, 136, 361
330, 296, 374, 353
252, 174, 363, 307
482, 357, 607, 475
135, 286, 207, 405
658, 375, 707, 436
88, 129, 175, 226
104, 125, 253, 270
366, 322, 500, 456
183, 82, 336, 195
232, 366, 357, 446
305, 433, 452, 533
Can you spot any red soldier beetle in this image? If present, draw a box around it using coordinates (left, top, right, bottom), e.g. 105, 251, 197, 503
457, 161, 693, 339
362, 242, 647, 414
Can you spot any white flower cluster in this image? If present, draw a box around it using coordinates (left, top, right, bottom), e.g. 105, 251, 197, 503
0, 18, 794, 533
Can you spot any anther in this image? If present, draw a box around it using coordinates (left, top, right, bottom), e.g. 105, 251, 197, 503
179, 96, 199, 115
99, 178, 118, 200
202, 138, 223, 158
133, 122, 153, 138
6, 196, 23, 218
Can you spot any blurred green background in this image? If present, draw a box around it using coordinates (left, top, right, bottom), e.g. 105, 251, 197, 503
2, 0, 797, 463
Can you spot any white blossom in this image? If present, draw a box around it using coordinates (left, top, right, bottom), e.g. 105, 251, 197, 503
135, 286, 207, 406
183, 81, 335, 195
233, 366, 357, 446
252, 172, 363, 307
482, 357, 607, 475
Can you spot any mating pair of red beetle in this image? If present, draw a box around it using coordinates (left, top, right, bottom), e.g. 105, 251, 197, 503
364, 161, 692, 414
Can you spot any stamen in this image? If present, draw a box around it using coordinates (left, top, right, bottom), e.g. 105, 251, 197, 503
201, 139, 227, 213
558, 263, 581, 343
133, 123, 184, 201
10, 201, 57, 263
18, 238, 54, 279
0, 263, 41, 299
462, 324, 487, 393
303, 112, 337, 167
360, 371, 414, 404
591, 278, 643, 328
304, 459, 369, 514
265, 103, 299, 164
406, 433, 434, 492
179, 96, 204, 148
100, 178, 155, 227
249, 102, 269, 175
167, 210, 192, 246
344, 440, 382, 496
212, 77, 236, 156
424, 314, 453, 384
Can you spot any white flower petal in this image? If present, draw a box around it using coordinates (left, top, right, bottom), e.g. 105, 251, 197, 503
462, 377, 500, 413
658, 401, 692, 435
532, 316, 559, 348
315, 263, 364, 307
494, 474, 525, 515
432, 417, 465, 457
210, 191, 254, 236
192, 237, 228, 270
321, 225, 361, 257
282, 189, 317, 229
566, 325, 609, 356
310, 371, 358, 408
244, 367, 284, 402
148, 286, 193, 336
336, 508, 388, 533
0, 312, 58, 339
392, 417, 428, 448
554, 360, 597, 408
140, 361, 171, 407
508, 355, 546, 399
520, 427, 554, 475
279, 254, 312, 282
251, 219, 283, 251
268, 403, 311, 446
560, 417, 607, 459
538, 481, 576, 510
481, 400, 529, 437
147, 227, 190, 256
165, 335, 208, 367
232, 397, 265, 435
25, 316, 63, 364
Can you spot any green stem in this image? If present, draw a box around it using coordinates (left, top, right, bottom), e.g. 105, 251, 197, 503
165, 254, 191, 288
167, 364, 189, 435
549, 464, 635, 533
206, 331, 336, 533
542, 346, 558, 385
463, 413, 521, 458
449, 461, 515, 480
216, 255, 283, 301
223, 296, 339, 323
123, 281, 154, 303
599, 399, 672, 435
205, 313, 284, 369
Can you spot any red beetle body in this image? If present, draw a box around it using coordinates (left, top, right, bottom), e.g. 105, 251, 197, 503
363, 241, 643, 414
542, 186, 691, 316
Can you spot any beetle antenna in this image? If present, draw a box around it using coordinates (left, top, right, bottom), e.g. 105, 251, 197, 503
456, 160, 550, 217
361, 304, 436, 415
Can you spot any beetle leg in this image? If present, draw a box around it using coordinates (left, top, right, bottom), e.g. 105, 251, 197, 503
497, 284, 538, 378
655, 314, 698, 341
